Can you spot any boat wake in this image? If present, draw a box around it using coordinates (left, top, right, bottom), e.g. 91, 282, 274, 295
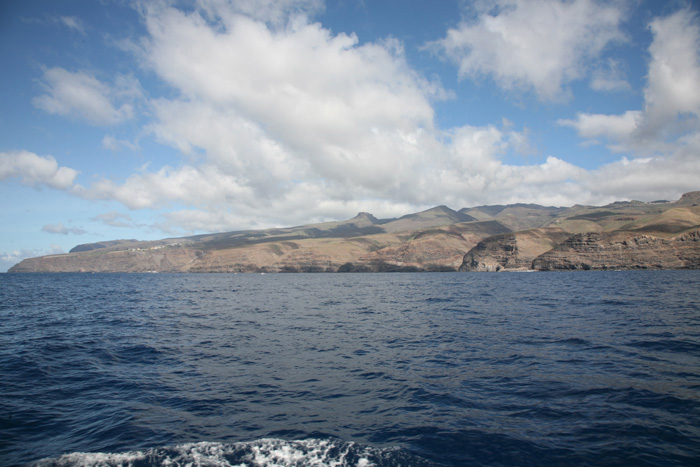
32, 438, 436, 467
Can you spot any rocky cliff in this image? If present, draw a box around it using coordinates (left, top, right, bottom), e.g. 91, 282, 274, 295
532, 229, 700, 270
459, 192, 700, 272
459, 228, 572, 271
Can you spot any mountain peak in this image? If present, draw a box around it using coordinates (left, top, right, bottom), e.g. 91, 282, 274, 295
677, 191, 700, 205
416, 205, 476, 223
354, 211, 377, 220
425, 205, 456, 214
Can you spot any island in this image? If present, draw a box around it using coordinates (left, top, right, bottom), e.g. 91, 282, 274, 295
9, 191, 700, 273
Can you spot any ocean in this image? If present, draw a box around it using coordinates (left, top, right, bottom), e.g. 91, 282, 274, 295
1, 271, 699, 466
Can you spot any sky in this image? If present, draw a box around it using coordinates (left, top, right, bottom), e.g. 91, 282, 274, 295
1, 0, 700, 271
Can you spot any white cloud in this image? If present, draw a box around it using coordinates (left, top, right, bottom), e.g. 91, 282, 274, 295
148, 99, 302, 199
557, 8, 700, 153
643, 9, 700, 135
0, 150, 78, 190
132, 2, 451, 205
584, 145, 700, 202
41, 222, 86, 235
86, 164, 256, 210
558, 110, 642, 150
33, 68, 141, 126
432, 0, 626, 101
141, 6, 443, 134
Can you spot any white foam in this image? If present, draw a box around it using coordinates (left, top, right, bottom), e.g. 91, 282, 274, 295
162, 442, 233, 466
33, 439, 380, 467
244, 438, 373, 467
34, 450, 148, 466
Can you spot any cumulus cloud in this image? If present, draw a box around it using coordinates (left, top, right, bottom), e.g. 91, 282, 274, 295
128, 0, 455, 214
33, 68, 142, 125
0, 150, 78, 189
431, 0, 626, 101
41, 222, 86, 235
558, 8, 700, 153
141, 5, 444, 138
558, 111, 642, 151
86, 164, 256, 210
643, 9, 700, 135
583, 143, 700, 202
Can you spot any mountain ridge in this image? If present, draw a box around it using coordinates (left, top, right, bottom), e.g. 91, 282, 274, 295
9, 191, 700, 273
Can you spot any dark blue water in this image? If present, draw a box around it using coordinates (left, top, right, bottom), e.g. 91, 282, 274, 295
1, 271, 699, 466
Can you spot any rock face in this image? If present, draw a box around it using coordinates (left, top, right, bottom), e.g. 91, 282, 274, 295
676, 191, 700, 206
356, 222, 510, 272
459, 193, 700, 272
459, 229, 571, 271
532, 230, 700, 271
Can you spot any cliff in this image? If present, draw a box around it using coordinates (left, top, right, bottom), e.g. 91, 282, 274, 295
459, 192, 700, 272
532, 229, 700, 271
459, 228, 572, 271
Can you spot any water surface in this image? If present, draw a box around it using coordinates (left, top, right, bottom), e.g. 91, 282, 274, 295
1, 271, 699, 466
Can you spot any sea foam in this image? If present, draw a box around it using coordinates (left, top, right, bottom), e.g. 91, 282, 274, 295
32, 438, 421, 467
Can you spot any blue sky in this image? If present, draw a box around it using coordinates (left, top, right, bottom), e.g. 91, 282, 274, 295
1, 0, 699, 271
